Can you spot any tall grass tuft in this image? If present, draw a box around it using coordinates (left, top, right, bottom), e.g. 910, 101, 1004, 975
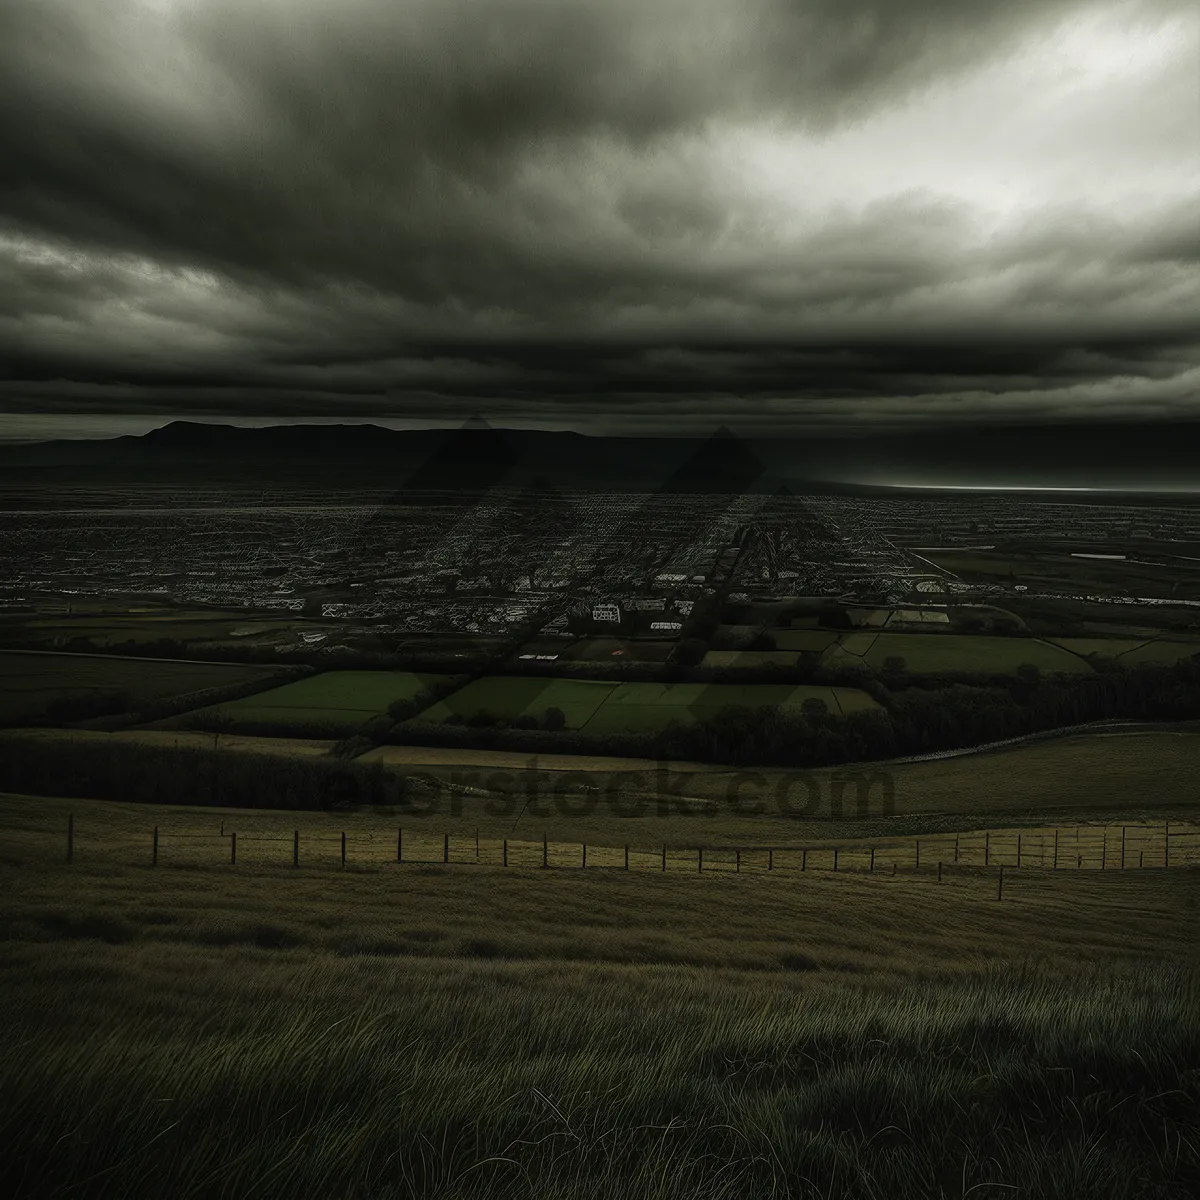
2, 952, 1196, 1199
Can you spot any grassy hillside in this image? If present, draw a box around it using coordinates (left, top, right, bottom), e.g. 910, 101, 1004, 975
1, 800, 1197, 1199
4, 727, 1200, 849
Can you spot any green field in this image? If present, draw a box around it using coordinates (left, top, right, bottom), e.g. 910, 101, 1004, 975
849, 633, 1093, 675
1049, 636, 1200, 666
191, 670, 451, 734
1048, 636, 1151, 657
838, 631, 879, 656
0, 652, 282, 725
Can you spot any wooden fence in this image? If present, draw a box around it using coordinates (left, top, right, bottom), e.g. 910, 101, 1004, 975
55, 816, 1200, 889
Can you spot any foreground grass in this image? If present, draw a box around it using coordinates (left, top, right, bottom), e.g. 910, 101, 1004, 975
2, 798, 1199, 1198
2, 939, 1197, 1198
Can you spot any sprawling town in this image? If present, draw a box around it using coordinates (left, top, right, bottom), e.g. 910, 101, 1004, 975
4, 484, 1200, 652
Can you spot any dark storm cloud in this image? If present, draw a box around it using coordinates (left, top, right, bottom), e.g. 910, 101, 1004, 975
0, 0, 1196, 433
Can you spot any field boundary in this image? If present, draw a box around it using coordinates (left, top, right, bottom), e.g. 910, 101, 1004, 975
36, 810, 1200, 878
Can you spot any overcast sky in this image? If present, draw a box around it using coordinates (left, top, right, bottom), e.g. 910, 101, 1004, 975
1, 0, 1197, 439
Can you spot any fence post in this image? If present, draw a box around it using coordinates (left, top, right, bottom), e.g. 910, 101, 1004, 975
915, 840, 920, 871
341, 831, 346, 868
1053, 829, 1058, 870
398, 827, 402, 863
1102, 830, 1107, 870
1139, 850, 1143, 869
802, 848, 807, 872
67, 814, 74, 864
152, 825, 158, 867
582, 843, 586, 869
625, 844, 629, 870
937, 860, 942, 884
997, 863, 1004, 901
293, 829, 299, 868
870, 847, 875, 872
833, 847, 838, 872
1017, 834, 1021, 868
768, 849, 773, 871
892, 861, 896, 876
443, 833, 449, 865
1121, 826, 1126, 869
1077, 854, 1082, 869
736, 849, 740, 874
662, 843, 666, 872
698, 847, 703, 873
503, 838, 508, 867
231, 831, 236, 865
985, 831, 990, 866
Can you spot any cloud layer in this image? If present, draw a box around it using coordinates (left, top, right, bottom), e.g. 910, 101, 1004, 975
1, 0, 1197, 434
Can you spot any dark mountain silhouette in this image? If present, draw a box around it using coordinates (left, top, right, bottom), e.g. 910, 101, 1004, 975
2, 418, 1200, 493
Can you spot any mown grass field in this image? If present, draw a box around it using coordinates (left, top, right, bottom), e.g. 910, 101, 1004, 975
861, 632, 1092, 674
184, 670, 451, 734
0, 651, 281, 725
1, 785, 1197, 1199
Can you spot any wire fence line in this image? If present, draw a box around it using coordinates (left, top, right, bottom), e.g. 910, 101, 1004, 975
47, 814, 1200, 881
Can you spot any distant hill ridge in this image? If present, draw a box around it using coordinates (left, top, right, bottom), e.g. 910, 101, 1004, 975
2, 418, 1200, 493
